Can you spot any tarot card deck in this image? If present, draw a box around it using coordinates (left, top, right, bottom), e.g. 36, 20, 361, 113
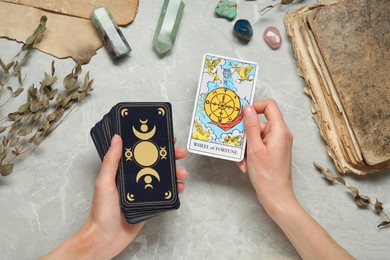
187, 54, 258, 161
90, 102, 179, 224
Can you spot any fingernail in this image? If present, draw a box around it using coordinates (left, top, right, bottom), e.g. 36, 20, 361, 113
238, 162, 246, 173
244, 105, 253, 116
111, 134, 120, 145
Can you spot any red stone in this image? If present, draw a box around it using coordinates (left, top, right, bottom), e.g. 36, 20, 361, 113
263, 26, 282, 50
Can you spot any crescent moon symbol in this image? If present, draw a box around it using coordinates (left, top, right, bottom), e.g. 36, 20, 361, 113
133, 125, 156, 140
121, 108, 129, 117
136, 168, 160, 183
164, 191, 172, 200
140, 119, 148, 124
158, 108, 165, 116
127, 193, 135, 202
145, 184, 154, 189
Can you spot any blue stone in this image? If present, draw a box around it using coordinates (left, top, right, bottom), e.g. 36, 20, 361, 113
233, 19, 253, 41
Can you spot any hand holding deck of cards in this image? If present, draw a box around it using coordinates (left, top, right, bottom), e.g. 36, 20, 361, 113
89, 54, 258, 224
90, 102, 179, 224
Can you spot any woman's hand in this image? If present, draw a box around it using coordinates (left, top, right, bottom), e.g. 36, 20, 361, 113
237, 99, 294, 216
41, 135, 188, 259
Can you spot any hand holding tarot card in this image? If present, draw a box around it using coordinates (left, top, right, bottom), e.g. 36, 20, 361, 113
187, 54, 258, 161
90, 102, 179, 224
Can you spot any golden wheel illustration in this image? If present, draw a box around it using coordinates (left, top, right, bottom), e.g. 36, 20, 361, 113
204, 88, 241, 124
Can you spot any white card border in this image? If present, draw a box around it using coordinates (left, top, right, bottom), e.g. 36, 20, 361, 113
186, 53, 258, 162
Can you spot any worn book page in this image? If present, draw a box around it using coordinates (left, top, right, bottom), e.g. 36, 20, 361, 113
307, 0, 390, 166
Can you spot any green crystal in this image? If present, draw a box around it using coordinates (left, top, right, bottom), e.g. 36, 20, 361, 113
91, 6, 131, 59
215, 0, 237, 20
153, 0, 185, 55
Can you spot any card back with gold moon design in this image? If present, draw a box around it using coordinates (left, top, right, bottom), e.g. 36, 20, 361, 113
90, 102, 179, 224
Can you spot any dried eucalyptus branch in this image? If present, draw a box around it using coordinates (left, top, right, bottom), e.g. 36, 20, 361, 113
259, 0, 295, 16
0, 16, 94, 177
258, 0, 324, 16
0, 16, 47, 106
314, 162, 390, 229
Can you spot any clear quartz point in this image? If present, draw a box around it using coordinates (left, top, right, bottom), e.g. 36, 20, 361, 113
153, 0, 185, 55
91, 6, 131, 59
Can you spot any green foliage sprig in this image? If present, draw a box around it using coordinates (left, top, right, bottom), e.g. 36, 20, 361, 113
0, 16, 94, 176
314, 162, 390, 229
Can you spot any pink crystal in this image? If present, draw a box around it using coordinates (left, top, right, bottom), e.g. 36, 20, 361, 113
263, 26, 282, 50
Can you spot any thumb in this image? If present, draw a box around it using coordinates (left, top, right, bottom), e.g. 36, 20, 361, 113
99, 134, 123, 185
244, 105, 264, 150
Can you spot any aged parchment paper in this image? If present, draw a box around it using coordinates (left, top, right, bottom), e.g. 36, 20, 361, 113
0, 1, 139, 63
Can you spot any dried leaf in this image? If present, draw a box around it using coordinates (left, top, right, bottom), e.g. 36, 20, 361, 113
323, 168, 335, 181
334, 176, 346, 186
314, 162, 325, 174
0, 58, 5, 69
61, 95, 72, 108
18, 128, 27, 136
56, 108, 65, 119
378, 221, 390, 229
63, 73, 77, 90
13, 87, 24, 97
28, 134, 36, 143
8, 112, 19, 121
355, 194, 371, 207
13, 60, 20, 72
0, 151, 6, 162
375, 199, 384, 213
42, 96, 49, 108
34, 111, 43, 121
38, 121, 49, 132
73, 63, 82, 77
18, 103, 30, 113
9, 137, 19, 147
78, 92, 86, 101
0, 163, 14, 176
30, 101, 41, 113
41, 73, 57, 87
48, 88, 59, 100
5, 61, 15, 71
47, 112, 56, 122
71, 90, 79, 100
9, 123, 17, 134
56, 93, 64, 104
26, 125, 34, 135
281, 0, 294, 5
0, 126, 6, 134
27, 85, 38, 101
348, 186, 359, 196
51, 60, 55, 76
1, 136, 8, 147
34, 136, 44, 145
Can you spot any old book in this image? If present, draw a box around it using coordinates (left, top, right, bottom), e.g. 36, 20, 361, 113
284, 0, 390, 174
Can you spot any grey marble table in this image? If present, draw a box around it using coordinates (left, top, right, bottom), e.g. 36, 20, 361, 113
1, 0, 389, 259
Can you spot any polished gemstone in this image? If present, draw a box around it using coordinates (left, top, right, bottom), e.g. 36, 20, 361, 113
91, 6, 131, 59
263, 26, 282, 49
233, 19, 253, 41
153, 0, 185, 55
215, 0, 237, 20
